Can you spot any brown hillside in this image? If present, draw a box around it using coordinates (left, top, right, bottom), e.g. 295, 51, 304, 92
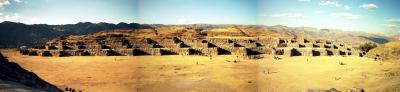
366, 41, 400, 62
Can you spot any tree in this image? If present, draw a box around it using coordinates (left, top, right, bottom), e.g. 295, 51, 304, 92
358, 43, 377, 52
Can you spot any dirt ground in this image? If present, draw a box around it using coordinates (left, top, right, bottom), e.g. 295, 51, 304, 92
1, 49, 400, 92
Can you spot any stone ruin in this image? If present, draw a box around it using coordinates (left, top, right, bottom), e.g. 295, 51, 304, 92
273, 38, 366, 57
20, 29, 365, 59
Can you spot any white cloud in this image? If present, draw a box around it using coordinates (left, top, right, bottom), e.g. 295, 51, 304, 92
314, 11, 323, 14
271, 13, 306, 18
319, 1, 340, 7
385, 19, 400, 27
13, 0, 21, 3
259, 13, 268, 17
344, 5, 351, 10
360, 3, 378, 10
30, 17, 48, 24
178, 18, 190, 24
4, 13, 20, 20
0, 0, 21, 9
0, 13, 21, 21
177, 18, 210, 24
331, 12, 360, 19
386, 19, 400, 24
31, 18, 41, 21
384, 19, 400, 35
0, 0, 11, 9
298, 0, 311, 2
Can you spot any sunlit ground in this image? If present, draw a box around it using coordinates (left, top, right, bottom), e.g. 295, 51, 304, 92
2, 49, 400, 92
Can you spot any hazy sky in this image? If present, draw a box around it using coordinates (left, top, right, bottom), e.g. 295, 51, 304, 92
0, 0, 399, 34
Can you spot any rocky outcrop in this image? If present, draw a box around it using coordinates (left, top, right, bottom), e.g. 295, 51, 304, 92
0, 52, 62, 92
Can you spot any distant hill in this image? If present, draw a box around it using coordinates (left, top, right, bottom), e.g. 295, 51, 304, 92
366, 41, 400, 62
0, 22, 398, 48
0, 21, 142, 48
266, 25, 397, 45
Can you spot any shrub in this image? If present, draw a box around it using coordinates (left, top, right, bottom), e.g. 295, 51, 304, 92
358, 43, 377, 52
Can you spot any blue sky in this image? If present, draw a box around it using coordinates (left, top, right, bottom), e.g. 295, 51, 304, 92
0, 0, 137, 24
258, 0, 400, 34
137, 0, 257, 25
0, 0, 399, 34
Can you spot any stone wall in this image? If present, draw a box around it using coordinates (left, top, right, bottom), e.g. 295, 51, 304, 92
272, 37, 364, 57
23, 31, 364, 59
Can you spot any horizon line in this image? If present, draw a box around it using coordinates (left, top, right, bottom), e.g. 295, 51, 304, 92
0, 21, 381, 34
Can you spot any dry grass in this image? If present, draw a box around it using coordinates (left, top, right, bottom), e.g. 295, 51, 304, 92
1, 49, 400, 92
367, 41, 400, 62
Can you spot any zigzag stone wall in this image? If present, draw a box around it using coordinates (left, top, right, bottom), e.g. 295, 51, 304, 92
273, 38, 366, 57
20, 31, 365, 59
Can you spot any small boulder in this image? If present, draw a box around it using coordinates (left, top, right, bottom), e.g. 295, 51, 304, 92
304, 88, 341, 92
339, 62, 346, 65
347, 87, 365, 92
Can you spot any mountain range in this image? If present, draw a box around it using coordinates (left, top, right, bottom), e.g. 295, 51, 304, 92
0, 22, 398, 48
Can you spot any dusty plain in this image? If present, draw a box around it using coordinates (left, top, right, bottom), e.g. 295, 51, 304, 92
1, 49, 400, 92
